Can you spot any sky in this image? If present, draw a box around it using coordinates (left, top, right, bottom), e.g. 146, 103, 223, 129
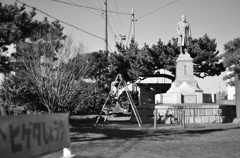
1, 0, 240, 93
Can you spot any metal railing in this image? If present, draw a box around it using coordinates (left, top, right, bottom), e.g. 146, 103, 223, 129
154, 108, 185, 129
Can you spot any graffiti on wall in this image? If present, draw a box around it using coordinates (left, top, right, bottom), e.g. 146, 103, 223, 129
0, 114, 70, 158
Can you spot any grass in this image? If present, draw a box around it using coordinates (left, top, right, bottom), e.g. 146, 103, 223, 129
41, 116, 240, 158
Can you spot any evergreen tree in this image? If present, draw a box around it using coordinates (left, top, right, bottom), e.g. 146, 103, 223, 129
0, 2, 66, 74
112, 34, 224, 82
222, 37, 240, 118
188, 34, 224, 78
222, 37, 240, 86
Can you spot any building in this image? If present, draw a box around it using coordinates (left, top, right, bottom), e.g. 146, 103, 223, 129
227, 69, 236, 100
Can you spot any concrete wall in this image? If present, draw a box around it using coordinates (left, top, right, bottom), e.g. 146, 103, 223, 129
155, 104, 236, 124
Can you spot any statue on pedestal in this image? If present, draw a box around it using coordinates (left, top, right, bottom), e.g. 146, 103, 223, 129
176, 15, 191, 54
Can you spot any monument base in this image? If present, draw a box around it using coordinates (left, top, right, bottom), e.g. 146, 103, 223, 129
154, 104, 236, 124
155, 82, 214, 104
130, 103, 235, 124
155, 53, 216, 104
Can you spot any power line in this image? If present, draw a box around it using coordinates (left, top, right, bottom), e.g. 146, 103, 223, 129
82, 0, 101, 10
77, 0, 96, 9
135, 32, 157, 43
111, 16, 157, 43
108, 45, 113, 53
108, 5, 120, 36
77, 0, 102, 14
114, 0, 125, 35
55, 0, 155, 43
108, 21, 116, 43
136, 0, 178, 20
53, 0, 101, 11
52, 0, 131, 15
68, 0, 102, 17
98, 0, 103, 10
17, 0, 157, 48
15, 0, 105, 41
126, 20, 132, 46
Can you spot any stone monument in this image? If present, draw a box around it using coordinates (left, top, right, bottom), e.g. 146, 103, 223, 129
153, 16, 235, 124
156, 15, 212, 104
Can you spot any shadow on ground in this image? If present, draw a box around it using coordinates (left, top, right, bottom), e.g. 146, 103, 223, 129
69, 118, 240, 143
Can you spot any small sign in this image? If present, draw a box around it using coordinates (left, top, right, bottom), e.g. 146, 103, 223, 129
0, 113, 70, 158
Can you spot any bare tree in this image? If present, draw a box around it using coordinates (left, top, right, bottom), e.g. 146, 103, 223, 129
3, 34, 88, 113
216, 90, 228, 100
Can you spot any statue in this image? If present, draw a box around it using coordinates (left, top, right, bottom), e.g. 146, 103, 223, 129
176, 15, 191, 54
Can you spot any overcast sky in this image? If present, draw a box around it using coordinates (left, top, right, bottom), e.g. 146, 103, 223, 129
2, 0, 240, 93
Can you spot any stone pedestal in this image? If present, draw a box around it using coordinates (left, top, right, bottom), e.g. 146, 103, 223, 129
174, 53, 201, 89
157, 53, 213, 104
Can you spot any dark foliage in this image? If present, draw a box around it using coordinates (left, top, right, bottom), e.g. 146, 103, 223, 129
222, 37, 240, 86
0, 3, 66, 74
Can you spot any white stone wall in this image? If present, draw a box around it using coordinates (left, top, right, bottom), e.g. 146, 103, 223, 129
227, 85, 235, 100
155, 104, 236, 124
227, 68, 235, 100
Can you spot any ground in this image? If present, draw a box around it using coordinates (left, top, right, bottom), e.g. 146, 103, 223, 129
41, 115, 240, 158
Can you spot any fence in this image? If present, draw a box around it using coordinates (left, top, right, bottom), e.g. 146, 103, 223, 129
154, 108, 186, 129
154, 104, 236, 128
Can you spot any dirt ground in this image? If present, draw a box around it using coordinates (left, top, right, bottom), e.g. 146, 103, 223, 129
41, 117, 240, 158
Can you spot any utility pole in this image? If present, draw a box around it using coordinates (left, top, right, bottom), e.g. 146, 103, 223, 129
104, 0, 108, 52
131, 8, 136, 91
132, 8, 135, 42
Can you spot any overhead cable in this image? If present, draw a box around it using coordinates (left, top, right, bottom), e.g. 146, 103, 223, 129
114, 0, 125, 35
108, 5, 120, 35
98, 0, 103, 10
108, 21, 116, 43
82, 0, 101, 10
126, 20, 132, 46
76, 0, 102, 14
69, 0, 102, 17
108, 45, 113, 53
55, 0, 101, 11
136, 0, 178, 20
52, 0, 131, 15
111, 16, 157, 43
15, 0, 105, 41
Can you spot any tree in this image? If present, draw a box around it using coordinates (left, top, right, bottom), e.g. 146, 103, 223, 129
145, 39, 178, 76
216, 90, 227, 100
1, 35, 88, 113
0, 2, 66, 74
85, 50, 112, 92
113, 34, 224, 82
188, 34, 225, 78
112, 39, 158, 83
84, 35, 224, 102
83, 35, 225, 114
222, 37, 240, 85
222, 37, 240, 118
112, 39, 146, 82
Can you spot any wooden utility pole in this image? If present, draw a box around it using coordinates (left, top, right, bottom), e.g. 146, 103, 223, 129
131, 8, 136, 91
104, 0, 108, 52
132, 8, 135, 42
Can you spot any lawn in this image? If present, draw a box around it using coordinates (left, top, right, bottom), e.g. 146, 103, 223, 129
41, 116, 240, 158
